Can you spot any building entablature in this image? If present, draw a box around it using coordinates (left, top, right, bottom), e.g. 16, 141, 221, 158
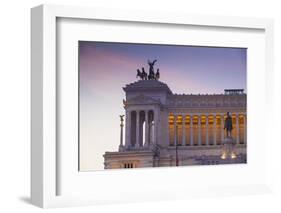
166, 94, 246, 108
123, 80, 172, 94
123, 94, 161, 107
166, 107, 246, 115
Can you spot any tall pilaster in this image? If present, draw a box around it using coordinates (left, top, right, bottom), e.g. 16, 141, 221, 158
236, 113, 240, 145
166, 113, 170, 146
182, 115, 186, 146
198, 115, 202, 146
244, 113, 247, 144
221, 113, 224, 142
174, 115, 177, 146
190, 115, 193, 146
145, 110, 149, 147
153, 110, 158, 145
213, 114, 217, 145
205, 114, 209, 146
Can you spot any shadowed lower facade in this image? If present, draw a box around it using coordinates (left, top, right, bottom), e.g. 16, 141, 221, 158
103, 80, 247, 169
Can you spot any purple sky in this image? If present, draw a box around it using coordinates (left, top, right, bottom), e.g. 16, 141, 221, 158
79, 41, 246, 170
80, 41, 246, 97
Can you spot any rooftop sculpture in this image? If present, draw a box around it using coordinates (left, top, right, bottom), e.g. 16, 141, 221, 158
136, 59, 160, 80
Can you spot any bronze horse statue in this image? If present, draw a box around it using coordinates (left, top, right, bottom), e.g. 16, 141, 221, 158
136, 68, 148, 80
142, 67, 147, 80
156, 68, 160, 80
136, 69, 143, 79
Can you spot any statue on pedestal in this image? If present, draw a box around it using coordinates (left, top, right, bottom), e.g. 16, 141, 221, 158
224, 112, 233, 137
119, 115, 125, 151
148, 59, 157, 80
221, 112, 236, 160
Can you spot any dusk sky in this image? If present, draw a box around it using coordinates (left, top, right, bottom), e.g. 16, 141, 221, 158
79, 41, 247, 171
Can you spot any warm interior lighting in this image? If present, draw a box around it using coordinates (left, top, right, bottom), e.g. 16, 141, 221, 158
201, 116, 206, 124
221, 152, 226, 160
176, 116, 182, 124
185, 116, 190, 125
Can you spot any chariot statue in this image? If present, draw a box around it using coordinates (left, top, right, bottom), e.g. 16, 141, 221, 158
136, 59, 160, 80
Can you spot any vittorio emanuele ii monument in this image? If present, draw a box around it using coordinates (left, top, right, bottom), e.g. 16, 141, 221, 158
103, 60, 247, 169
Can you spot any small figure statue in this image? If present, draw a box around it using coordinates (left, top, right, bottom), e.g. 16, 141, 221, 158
156, 68, 160, 80
141, 67, 148, 80
119, 115, 124, 123
224, 112, 233, 137
148, 59, 157, 80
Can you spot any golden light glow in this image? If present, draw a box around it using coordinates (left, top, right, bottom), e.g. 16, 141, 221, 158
193, 116, 199, 124
221, 152, 226, 160
176, 116, 182, 124
231, 153, 237, 159
185, 116, 190, 124
201, 116, 206, 123
169, 114, 175, 123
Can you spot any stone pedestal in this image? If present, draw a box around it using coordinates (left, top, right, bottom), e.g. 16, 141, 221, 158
118, 145, 125, 152
221, 137, 237, 160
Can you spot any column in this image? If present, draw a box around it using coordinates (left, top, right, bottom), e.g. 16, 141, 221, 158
174, 115, 177, 146
166, 113, 170, 146
153, 110, 158, 145
205, 114, 209, 146
213, 114, 217, 145
236, 113, 240, 145
190, 115, 193, 146
145, 110, 149, 147
244, 114, 247, 144
198, 115, 202, 146
221, 113, 224, 142
136, 110, 140, 147
182, 115, 186, 146
125, 110, 131, 148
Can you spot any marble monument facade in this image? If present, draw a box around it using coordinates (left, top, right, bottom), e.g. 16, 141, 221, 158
103, 80, 247, 169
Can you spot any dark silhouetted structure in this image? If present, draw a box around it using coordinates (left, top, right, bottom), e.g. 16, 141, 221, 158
224, 112, 233, 137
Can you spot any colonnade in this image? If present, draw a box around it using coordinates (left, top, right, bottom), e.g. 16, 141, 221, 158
123, 110, 158, 148
169, 113, 246, 146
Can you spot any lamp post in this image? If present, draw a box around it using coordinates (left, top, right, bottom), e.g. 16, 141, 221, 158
119, 115, 124, 151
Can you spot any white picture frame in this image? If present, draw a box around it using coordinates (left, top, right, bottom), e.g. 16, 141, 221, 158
31, 4, 274, 208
